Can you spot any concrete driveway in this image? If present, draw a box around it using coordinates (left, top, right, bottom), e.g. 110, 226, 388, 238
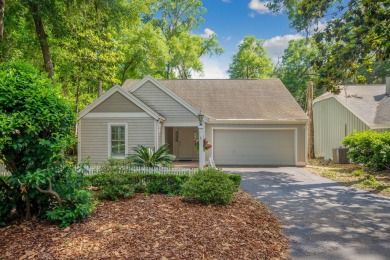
224, 167, 390, 260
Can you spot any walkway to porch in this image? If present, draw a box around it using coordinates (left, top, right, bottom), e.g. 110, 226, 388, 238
172, 161, 198, 169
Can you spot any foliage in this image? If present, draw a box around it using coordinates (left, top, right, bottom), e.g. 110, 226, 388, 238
46, 189, 95, 228
85, 169, 241, 198
276, 38, 325, 109
182, 169, 237, 205
342, 131, 390, 171
130, 144, 175, 167
228, 36, 273, 79
361, 175, 381, 189
268, 0, 390, 92
194, 138, 212, 152
85, 172, 190, 196
98, 184, 135, 201
0, 61, 94, 226
351, 169, 365, 177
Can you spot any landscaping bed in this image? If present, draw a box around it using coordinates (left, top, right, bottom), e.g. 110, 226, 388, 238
306, 159, 390, 196
0, 191, 288, 259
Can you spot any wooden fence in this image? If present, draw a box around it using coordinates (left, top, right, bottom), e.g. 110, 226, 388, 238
0, 165, 198, 176
84, 166, 198, 175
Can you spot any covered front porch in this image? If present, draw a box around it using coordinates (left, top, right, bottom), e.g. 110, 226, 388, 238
163, 124, 208, 168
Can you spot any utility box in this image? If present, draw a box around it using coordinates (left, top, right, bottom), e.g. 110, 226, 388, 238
332, 147, 349, 164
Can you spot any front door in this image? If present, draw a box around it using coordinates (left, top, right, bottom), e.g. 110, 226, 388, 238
177, 127, 198, 160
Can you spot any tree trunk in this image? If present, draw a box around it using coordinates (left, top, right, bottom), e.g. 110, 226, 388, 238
97, 79, 102, 97
307, 81, 315, 159
28, 2, 54, 79
0, 0, 5, 61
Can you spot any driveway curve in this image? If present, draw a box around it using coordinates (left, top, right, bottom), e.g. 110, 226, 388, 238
224, 167, 390, 260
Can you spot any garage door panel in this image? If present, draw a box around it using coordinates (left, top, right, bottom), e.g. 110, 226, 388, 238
214, 129, 295, 165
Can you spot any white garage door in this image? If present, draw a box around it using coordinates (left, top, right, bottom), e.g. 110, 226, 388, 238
214, 129, 295, 165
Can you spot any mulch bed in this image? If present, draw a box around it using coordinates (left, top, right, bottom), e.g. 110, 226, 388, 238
0, 191, 288, 259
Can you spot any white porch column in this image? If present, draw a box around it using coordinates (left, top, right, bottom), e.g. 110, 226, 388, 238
198, 124, 205, 169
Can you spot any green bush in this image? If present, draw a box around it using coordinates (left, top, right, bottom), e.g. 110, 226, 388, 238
85, 172, 191, 196
181, 169, 237, 205
46, 189, 95, 228
351, 169, 365, 177
98, 184, 135, 201
343, 131, 390, 170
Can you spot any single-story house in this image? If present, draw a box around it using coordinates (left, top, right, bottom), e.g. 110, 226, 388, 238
313, 78, 390, 160
78, 75, 308, 166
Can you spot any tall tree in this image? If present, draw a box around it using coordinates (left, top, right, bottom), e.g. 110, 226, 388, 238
152, 0, 223, 78
228, 36, 273, 79
277, 39, 324, 109
268, 0, 390, 91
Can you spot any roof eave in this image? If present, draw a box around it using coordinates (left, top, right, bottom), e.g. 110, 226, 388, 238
208, 118, 309, 124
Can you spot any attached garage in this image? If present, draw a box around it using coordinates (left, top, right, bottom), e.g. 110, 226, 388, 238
213, 128, 296, 166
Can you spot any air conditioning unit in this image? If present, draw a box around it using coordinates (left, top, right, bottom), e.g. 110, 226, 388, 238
332, 147, 349, 164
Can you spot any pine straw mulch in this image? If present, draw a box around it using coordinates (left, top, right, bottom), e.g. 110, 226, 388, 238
0, 191, 288, 259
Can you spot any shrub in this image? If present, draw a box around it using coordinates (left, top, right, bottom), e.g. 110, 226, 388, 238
181, 169, 237, 205
0, 61, 94, 226
343, 131, 390, 170
85, 172, 191, 196
46, 189, 95, 227
98, 184, 135, 201
130, 144, 175, 167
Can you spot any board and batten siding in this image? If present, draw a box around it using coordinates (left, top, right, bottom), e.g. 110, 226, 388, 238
206, 124, 306, 165
313, 97, 370, 160
91, 92, 144, 113
132, 81, 198, 122
79, 117, 155, 164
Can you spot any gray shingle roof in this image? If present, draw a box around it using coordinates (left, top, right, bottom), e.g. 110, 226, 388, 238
123, 79, 308, 121
315, 84, 390, 126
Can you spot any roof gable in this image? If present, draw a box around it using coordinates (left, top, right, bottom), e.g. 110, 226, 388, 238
78, 85, 163, 121
314, 85, 390, 128
127, 75, 203, 119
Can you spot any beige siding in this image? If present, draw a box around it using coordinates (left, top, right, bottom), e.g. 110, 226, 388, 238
91, 92, 143, 113
314, 97, 370, 160
206, 124, 306, 165
133, 81, 197, 122
80, 117, 155, 164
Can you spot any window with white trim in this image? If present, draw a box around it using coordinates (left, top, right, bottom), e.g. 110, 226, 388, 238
108, 124, 128, 158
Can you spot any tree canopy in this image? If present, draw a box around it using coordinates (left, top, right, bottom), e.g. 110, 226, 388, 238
268, 0, 390, 92
228, 36, 273, 79
0, 0, 223, 112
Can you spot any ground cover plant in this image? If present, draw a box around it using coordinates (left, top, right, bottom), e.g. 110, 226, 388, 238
307, 159, 390, 196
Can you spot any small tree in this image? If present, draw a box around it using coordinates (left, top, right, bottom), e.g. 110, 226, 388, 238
0, 61, 94, 226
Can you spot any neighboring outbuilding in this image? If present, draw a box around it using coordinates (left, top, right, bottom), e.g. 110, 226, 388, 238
313, 78, 390, 160
78, 75, 308, 166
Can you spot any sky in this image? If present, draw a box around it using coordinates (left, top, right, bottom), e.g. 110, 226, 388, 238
191, 0, 315, 79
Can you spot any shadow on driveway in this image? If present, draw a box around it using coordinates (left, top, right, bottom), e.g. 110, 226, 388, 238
225, 167, 390, 260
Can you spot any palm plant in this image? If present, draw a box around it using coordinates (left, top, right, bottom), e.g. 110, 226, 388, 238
130, 144, 175, 167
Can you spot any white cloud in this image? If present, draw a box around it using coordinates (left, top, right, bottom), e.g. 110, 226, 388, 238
310, 20, 327, 34
222, 0, 231, 3
248, 0, 271, 14
199, 28, 216, 38
193, 57, 228, 79
263, 34, 303, 63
